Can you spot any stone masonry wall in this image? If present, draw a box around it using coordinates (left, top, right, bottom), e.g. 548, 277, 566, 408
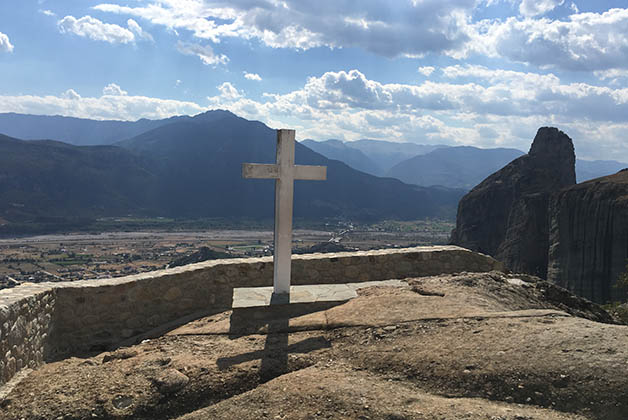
0, 285, 55, 386
0, 246, 502, 385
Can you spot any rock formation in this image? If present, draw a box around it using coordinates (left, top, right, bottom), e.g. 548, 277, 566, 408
548, 169, 628, 303
450, 127, 576, 277
168, 246, 234, 268
2, 272, 626, 420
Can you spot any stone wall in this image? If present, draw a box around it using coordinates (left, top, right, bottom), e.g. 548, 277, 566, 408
0, 246, 502, 385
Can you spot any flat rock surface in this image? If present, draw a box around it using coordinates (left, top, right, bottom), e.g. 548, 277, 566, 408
1, 271, 627, 420
180, 364, 587, 420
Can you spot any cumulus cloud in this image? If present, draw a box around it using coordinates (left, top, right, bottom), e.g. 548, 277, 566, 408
0, 31, 14, 53
102, 83, 128, 96
39, 9, 56, 17
0, 87, 205, 121
94, 0, 477, 58
519, 0, 564, 17
127, 18, 154, 41
471, 8, 628, 71
418, 66, 435, 76
61, 89, 81, 100
92, 1, 628, 72
202, 67, 628, 159
594, 69, 628, 81
229, 67, 628, 123
214, 82, 242, 101
244, 72, 262, 81
57, 15, 152, 44
176, 41, 228, 66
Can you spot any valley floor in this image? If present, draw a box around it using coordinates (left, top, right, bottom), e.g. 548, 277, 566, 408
0, 220, 453, 289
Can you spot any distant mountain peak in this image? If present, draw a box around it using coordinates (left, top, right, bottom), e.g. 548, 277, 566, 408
190, 109, 237, 122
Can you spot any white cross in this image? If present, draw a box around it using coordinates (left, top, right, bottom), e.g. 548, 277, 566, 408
243, 129, 327, 296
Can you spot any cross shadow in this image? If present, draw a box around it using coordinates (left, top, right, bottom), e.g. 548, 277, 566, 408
216, 298, 345, 382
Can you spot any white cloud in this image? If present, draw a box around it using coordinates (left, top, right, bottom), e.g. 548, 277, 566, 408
102, 83, 128, 96
470, 8, 628, 71
0, 87, 205, 121
418, 66, 435, 77
594, 69, 628, 81
94, 0, 477, 58
214, 82, 242, 101
39, 9, 56, 17
0, 32, 14, 53
93, 1, 628, 72
57, 15, 152, 44
176, 41, 228, 66
244, 72, 262, 81
61, 89, 81, 100
440, 64, 560, 87
519, 0, 564, 17
127, 18, 153, 42
203, 67, 628, 159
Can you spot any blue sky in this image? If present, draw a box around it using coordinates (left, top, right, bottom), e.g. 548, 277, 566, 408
1, 0, 628, 161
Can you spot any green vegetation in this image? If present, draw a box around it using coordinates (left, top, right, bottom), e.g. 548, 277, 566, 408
367, 219, 454, 233
602, 260, 628, 324
0, 217, 277, 237
603, 302, 628, 325
615, 260, 628, 293
49, 253, 93, 266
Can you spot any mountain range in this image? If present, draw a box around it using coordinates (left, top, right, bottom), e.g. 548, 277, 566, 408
0, 111, 465, 231
0, 112, 173, 146
301, 138, 628, 189
2, 111, 624, 233
302, 139, 446, 176
387, 146, 525, 190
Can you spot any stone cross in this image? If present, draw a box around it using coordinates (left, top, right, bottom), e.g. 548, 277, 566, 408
243, 129, 327, 296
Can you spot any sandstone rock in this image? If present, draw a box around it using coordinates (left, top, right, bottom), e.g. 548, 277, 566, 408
547, 169, 628, 303
102, 348, 138, 363
451, 127, 576, 277
153, 368, 189, 394
112, 394, 133, 410
168, 246, 233, 268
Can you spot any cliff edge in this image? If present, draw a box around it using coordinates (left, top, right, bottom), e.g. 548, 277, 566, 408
451, 127, 576, 277
548, 169, 628, 302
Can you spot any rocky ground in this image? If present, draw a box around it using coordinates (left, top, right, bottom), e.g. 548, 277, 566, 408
1, 271, 627, 420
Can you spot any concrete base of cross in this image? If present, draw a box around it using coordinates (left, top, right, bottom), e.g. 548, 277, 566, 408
269, 292, 291, 305
233, 280, 407, 308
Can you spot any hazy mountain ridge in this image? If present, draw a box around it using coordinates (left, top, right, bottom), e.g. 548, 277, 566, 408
387, 146, 525, 190
0, 134, 157, 222
576, 159, 628, 183
301, 139, 382, 175
349, 139, 448, 173
303, 138, 628, 188
0, 112, 177, 146
0, 111, 465, 230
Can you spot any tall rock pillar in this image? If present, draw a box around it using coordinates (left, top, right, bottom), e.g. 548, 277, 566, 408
450, 127, 576, 277
548, 170, 628, 303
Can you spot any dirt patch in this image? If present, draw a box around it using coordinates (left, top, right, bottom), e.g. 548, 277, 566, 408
179, 364, 587, 420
